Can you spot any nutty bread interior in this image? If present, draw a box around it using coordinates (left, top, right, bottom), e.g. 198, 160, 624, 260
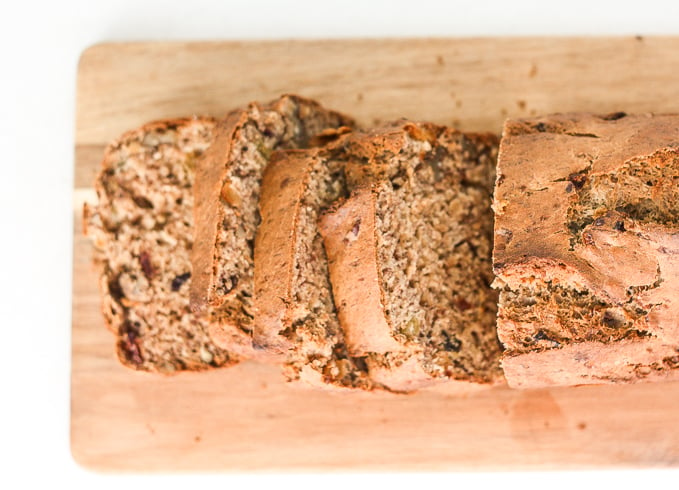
255, 146, 372, 389
191, 95, 354, 357
84, 117, 237, 372
321, 123, 503, 390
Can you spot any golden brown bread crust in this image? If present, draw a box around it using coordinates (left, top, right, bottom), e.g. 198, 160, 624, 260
191, 112, 257, 359
253, 150, 310, 353
494, 112, 679, 388
319, 186, 403, 355
494, 113, 679, 280
502, 337, 679, 388
341, 120, 440, 186
190, 111, 244, 314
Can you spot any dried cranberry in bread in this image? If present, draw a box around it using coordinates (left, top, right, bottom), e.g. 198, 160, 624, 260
493, 112, 679, 388
84, 117, 237, 372
190, 95, 354, 358
254, 142, 372, 389
319, 122, 503, 391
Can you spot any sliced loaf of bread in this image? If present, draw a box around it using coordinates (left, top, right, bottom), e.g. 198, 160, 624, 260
319, 122, 503, 391
84, 117, 237, 372
191, 95, 354, 358
254, 140, 372, 389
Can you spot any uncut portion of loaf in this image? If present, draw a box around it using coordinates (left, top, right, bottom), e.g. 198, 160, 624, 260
254, 144, 372, 389
84, 117, 237, 372
191, 95, 354, 357
319, 122, 503, 391
493, 112, 679, 388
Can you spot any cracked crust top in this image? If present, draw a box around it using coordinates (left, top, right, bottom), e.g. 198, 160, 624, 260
493, 112, 679, 387
494, 112, 679, 286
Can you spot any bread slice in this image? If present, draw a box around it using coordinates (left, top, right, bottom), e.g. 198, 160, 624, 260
319, 122, 503, 391
191, 95, 354, 357
493, 112, 679, 388
253, 141, 372, 389
84, 117, 237, 372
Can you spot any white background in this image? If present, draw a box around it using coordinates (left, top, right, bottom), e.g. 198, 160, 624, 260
2, 0, 679, 488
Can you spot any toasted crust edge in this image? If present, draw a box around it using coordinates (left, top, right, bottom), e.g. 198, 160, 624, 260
319, 186, 403, 356
253, 149, 315, 353
190, 111, 245, 314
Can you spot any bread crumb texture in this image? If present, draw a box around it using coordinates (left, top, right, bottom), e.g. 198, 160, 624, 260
255, 146, 373, 389
195, 95, 354, 355
321, 122, 503, 389
85, 117, 237, 372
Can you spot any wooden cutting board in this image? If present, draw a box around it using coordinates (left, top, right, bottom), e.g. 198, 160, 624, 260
72, 38, 679, 472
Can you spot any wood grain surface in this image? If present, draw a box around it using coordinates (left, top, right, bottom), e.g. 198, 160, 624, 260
72, 38, 679, 472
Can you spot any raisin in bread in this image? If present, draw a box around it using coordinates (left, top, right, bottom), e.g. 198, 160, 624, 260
493, 112, 679, 388
319, 122, 503, 391
84, 117, 237, 372
254, 140, 372, 389
191, 95, 354, 358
